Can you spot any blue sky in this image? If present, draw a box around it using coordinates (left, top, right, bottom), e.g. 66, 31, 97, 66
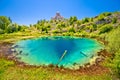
0, 0, 120, 25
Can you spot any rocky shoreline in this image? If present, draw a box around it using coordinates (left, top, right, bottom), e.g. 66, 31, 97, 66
0, 42, 110, 75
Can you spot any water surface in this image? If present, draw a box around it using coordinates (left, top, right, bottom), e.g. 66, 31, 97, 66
14, 36, 103, 69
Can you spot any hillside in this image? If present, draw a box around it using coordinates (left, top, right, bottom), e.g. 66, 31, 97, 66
0, 12, 120, 38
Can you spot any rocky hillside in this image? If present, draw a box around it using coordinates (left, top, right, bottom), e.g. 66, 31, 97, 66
0, 12, 120, 37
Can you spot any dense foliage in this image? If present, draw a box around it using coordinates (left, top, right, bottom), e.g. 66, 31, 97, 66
105, 27, 120, 78
0, 16, 26, 34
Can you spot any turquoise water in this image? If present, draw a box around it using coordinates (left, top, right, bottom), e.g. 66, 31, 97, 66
13, 36, 103, 69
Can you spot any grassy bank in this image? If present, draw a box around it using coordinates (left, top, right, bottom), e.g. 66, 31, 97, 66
0, 58, 112, 80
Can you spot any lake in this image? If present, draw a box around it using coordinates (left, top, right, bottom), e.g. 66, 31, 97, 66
13, 36, 103, 69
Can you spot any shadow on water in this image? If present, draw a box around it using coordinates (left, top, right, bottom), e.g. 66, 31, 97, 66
13, 36, 103, 69
80, 51, 88, 57
54, 39, 76, 59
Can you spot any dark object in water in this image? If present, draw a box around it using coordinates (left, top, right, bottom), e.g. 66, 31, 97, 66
12, 45, 19, 48
57, 50, 67, 65
16, 57, 21, 60
80, 51, 88, 57
19, 51, 22, 54
24, 53, 29, 56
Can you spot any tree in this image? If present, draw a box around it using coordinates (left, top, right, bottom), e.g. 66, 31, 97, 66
81, 18, 89, 24
0, 16, 11, 30
103, 12, 112, 16
6, 23, 19, 33
6, 24, 15, 33
8, 17, 12, 23
98, 14, 105, 21
69, 16, 78, 25
93, 24, 97, 30
97, 12, 111, 21
0, 28, 4, 34
112, 18, 117, 24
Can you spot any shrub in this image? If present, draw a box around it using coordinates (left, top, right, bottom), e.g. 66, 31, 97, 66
81, 18, 89, 24
52, 29, 60, 34
112, 18, 117, 24
0, 29, 4, 34
68, 27, 75, 33
99, 25, 113, 34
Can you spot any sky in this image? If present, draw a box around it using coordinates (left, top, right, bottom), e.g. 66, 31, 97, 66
0, 0, 120, 25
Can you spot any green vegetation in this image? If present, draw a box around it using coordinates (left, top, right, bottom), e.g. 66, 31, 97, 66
0, 16, 26, 34
0, 11, 120, 79
0, 58, 111, 80
104, 27, 120, 78
99, 24, 113, 34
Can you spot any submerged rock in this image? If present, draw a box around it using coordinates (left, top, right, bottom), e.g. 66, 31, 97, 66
13, 36, 103, 69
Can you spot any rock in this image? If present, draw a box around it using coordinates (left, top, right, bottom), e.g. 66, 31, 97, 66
7, 55, 15, 60
48, 64, 54, 68
51, 12, 64, 20
84, 63, 90, 67
95, 57, 104, 64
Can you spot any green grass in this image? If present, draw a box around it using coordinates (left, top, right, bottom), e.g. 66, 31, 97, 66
0, 31, 99, 44
0, 31, 43, 43
0, 59, 112, 80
